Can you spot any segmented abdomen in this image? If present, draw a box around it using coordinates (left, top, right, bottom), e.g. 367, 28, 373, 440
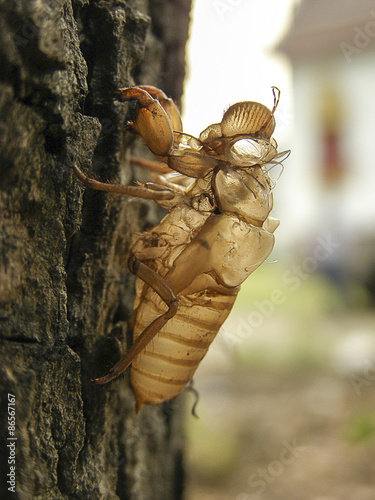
130, 285, 237, 411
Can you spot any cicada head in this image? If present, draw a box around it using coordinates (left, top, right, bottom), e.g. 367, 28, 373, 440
221, 87, 280, 139
198, 87, 281, 164
221, 101, 276, 139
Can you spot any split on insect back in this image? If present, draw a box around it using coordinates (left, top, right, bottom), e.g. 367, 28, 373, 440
73, 85, 290, 414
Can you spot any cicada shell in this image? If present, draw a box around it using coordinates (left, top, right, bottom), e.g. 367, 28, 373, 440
73, 85, 289, 413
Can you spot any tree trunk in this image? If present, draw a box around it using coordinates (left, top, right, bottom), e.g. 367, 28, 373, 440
0, 1, 191, 498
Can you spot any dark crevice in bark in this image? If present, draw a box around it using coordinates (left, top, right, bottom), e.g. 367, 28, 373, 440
0, 337, 40, 344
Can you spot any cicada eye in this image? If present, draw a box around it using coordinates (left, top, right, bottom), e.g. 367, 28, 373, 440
229, 138, 263, 166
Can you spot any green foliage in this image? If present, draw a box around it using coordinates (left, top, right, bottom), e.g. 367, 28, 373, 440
345, 413, 375, 444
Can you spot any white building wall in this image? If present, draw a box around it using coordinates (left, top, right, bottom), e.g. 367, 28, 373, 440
274, 49, 375, 258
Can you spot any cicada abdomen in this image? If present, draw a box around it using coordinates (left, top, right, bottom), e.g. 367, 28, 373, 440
130, 275, 237, 411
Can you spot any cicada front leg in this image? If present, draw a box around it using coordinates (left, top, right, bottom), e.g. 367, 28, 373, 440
136, 85, 183, 133
93, 255, 178, 385
115, 86, 180, 157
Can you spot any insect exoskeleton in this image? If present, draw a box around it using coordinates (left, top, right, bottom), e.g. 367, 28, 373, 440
72, 85, 288, 413
199, 88, 280, 168
221, 100, 276, 138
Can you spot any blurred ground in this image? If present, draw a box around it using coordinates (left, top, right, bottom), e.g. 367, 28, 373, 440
184, 263, 375, 500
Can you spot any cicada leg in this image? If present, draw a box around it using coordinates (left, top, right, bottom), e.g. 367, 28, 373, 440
115, 86, 175, 157
129, 156, 189, 195
93, 255, 179, 385
137, 85, 183, 133
72, 164, 175, 201
129, 155, 172, 174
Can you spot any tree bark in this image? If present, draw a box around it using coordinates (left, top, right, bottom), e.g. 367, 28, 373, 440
0, 1, 191, 498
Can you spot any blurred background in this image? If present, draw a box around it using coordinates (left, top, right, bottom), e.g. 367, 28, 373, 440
181, 1, 375, 498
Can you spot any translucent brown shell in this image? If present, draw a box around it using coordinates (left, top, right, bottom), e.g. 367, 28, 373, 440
221, 101, 276, 139
74, 85, 287, 413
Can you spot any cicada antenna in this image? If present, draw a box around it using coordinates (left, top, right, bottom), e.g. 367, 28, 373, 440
270, 86, 281, 116
257, 86, 281, 137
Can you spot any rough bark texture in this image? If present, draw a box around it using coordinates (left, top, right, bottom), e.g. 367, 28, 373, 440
0, 0, 191, 498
